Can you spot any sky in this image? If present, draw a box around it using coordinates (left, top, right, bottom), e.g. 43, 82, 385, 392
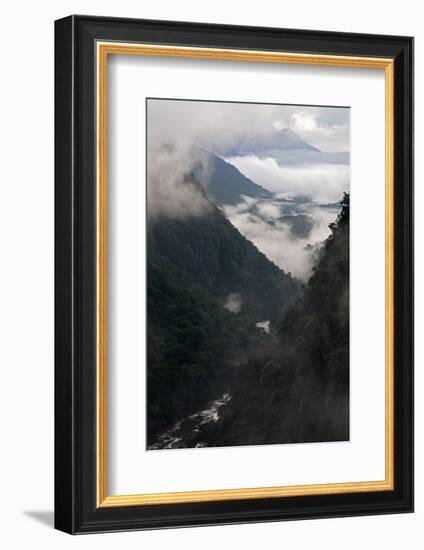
147, 99, 350, 153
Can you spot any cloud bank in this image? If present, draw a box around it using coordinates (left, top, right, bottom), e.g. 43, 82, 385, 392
223, 197, 338, 280
225, 155, 349, 204
147, 142, 212, 220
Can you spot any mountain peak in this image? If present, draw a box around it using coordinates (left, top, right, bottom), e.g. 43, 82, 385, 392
274, 127, 320, 152
217, 127, 320, 156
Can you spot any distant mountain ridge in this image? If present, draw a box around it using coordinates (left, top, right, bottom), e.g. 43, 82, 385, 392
191, 148, 337, 258
217, 127, 320, 156
193, 147, 272, 206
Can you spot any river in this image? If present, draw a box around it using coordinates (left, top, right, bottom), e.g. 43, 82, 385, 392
148, 391, 231, 450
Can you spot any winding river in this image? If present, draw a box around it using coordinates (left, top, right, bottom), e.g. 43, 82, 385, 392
148, 391, 231, 450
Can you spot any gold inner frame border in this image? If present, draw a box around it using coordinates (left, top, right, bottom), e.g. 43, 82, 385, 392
96, 42, 395, 508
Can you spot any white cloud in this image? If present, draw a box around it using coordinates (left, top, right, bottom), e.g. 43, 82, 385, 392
147, 142, 212, 220
148, 99, 350, 154
256, 201, 282, 220
224, 292, 243, 313
290, 111, 319, 131
272, 120, 285, 131
226, 155, 349, 204
223, 197, 339, 281
256, 320, 270, 334
294, 122, 350, 152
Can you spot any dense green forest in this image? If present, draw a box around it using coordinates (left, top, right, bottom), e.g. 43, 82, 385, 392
147, 177, 299, 445
197, 193, 350, 446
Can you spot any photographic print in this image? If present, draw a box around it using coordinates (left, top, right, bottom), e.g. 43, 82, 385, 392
55, 18, 413, 532
146, 98, 350, 450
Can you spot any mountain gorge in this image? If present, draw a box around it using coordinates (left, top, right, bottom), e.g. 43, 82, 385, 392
195, 193, 350, 446
190, 146, 340, 280
147, 177, 300, 444
147, 134, 349, 449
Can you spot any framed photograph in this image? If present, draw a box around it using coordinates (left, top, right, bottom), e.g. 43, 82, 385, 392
55, 15, 413, 534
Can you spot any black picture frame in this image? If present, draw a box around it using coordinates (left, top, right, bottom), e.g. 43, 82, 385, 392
55, 14, 414, 534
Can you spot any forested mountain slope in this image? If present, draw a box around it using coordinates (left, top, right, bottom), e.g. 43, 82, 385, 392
198, 193, 350, 446
193, 148, 272, 206
148, 194, 298, 323
147, 178, 300, 444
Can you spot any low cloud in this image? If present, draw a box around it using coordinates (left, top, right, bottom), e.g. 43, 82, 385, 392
224, 292, 243, 314
256, 320, 271, 334
290, 111, 319, 131
223, 197, 339, 281
147, 142, 212, 221
225, 155, 349, 204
